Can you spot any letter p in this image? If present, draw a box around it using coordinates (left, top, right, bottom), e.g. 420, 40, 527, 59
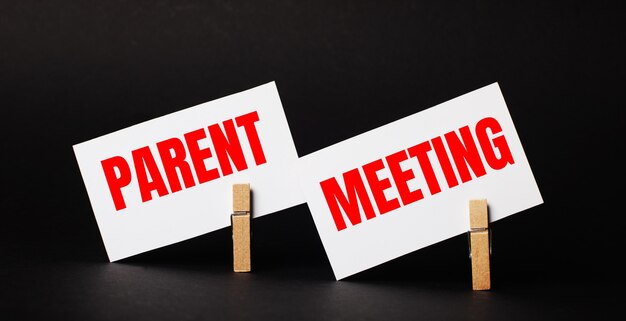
101, 156, 132, 211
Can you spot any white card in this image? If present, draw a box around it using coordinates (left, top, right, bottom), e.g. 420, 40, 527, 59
74, 81, 304, 262
297, 83, 543, 280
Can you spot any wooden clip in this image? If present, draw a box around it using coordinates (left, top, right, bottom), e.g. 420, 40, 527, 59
469, 199, 490, 290
232, 183, 251, 272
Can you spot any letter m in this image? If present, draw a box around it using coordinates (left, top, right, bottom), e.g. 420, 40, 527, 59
319, 168, 376, 231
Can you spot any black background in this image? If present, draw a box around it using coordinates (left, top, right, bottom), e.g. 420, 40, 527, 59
1, 1, 624, 320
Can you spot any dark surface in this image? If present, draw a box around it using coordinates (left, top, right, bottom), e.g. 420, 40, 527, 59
1, 1, 624, 320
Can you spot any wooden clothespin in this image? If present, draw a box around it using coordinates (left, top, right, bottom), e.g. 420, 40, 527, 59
469, 199, 490, 290
232, 183, 251, 272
